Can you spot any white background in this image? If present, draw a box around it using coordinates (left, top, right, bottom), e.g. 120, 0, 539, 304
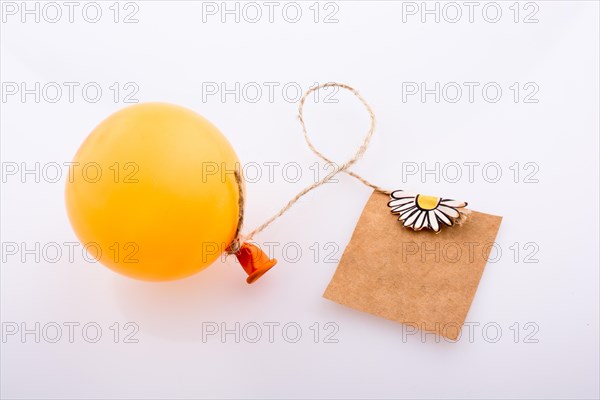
1, 1, 599, 399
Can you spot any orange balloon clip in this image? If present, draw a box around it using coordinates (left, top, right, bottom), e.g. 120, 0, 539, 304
234, 243, 277, 284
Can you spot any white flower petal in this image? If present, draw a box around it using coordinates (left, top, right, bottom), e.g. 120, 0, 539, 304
390, 190, 417, 200
440, 199, 467, 208
403, 210, 421, 227
428, 210, 440, 231
399, 207, 418, 220
414, 212, 427, 230
388, 198, 415, 208
437, 205, 460, 218
392, 202, 416, 213
434, 209, 453, 226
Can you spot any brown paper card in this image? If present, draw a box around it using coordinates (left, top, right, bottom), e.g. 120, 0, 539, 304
323, 191, 502, 340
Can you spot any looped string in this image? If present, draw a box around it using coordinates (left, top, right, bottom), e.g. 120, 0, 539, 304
229, 82, 388, 251
298, 83, 391, 196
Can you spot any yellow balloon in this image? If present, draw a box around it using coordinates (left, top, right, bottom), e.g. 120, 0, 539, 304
65, 103, 241, 281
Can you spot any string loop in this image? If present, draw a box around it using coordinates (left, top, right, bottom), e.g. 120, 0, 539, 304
233, 82, 388, 248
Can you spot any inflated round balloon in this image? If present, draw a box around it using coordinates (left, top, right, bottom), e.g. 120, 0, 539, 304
65, 103, 241, 281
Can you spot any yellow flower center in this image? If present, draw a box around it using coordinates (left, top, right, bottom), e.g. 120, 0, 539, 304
416, 195, 440, 210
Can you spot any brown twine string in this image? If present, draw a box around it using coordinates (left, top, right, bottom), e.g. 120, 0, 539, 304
226, 169, 245, 254
227, 82, 388, 254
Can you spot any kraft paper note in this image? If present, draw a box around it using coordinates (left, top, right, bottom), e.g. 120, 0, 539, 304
323, 191, 502, 340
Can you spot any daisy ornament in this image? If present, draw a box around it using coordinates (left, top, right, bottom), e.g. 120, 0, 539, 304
387, 190, 469, 232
